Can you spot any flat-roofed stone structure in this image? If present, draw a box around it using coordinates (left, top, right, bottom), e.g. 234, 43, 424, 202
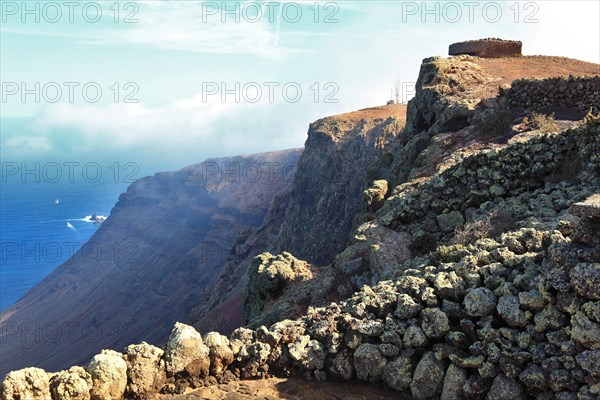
449, 38, 522, 58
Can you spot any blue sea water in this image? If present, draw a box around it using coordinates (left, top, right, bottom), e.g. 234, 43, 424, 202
0, 179, 128, 311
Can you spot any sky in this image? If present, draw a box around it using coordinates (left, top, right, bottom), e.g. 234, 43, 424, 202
1, 0, 599, 176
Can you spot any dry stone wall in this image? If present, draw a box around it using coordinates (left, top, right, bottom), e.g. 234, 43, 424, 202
378, 121, 600, 239
502, 76, 600, 114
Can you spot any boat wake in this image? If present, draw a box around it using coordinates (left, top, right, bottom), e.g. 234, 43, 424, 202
39, 215, 107, 224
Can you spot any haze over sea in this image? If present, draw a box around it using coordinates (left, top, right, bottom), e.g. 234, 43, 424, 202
0, 179, 129, 311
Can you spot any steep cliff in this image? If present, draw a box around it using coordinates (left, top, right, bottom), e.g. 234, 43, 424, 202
0, 149, 301, 376
275, 105, 407, 265
189, 104, 407, 332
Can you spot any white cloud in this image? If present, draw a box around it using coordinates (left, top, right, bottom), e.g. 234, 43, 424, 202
0, 0, 331, 59
14, 87, 332, 169
3, 136, 54, 155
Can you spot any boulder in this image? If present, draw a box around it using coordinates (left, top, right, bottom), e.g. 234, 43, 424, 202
441, 364, 467, 400
421, 308, 450, 338
463, 287, 497, 317
353, 343, 387, 382
49, 366, 92, 400
329, 350, 355, 381
410, 352, 446, 399
204, 332, 234, 375
576, 350, 600, 378
363, 180, 388, 212
518, 289, 545, 312
433, 271, 465, 301
403, 325, 428, 347
87, 349, 127, 400
1, 367, 51, 400
570, 312, 600, 349
288, 335, 326, 370
437, 211, 465, 233
487, 374, 524, 400
244, 252, 313, 325
570, 264, 600, 300
497, 295, 529, 327
519, 363, 548, 392
382, 354, 413, 392
124, 342, 165, 399
395, 294, 422, 319
164, 322, 210, 377
533, 305, 567, 332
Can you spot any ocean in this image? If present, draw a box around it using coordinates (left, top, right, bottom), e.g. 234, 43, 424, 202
0, 179, 129, 311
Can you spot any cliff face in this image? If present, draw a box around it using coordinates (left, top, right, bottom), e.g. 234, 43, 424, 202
275, 105, 407, 265
189, 104, 407, 332
0, 149, 301, 375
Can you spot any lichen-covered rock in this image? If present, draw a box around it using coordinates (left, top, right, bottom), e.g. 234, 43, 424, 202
204, 332, 234, 375
464, 373, 493, 399
570, 264, 600, 300
353, 343, 387, 383
382, 354, 413, 391
164, 322, 210, 377
124, 342, 165, 399
410, 352, 446, 399
582, 301, 600, 323
464, 287, 497, 317
49, 367, 92, 400
448, 354, 485, 369
244, 252, 313, 325
487, 374, 524, 400
437, 211, 465, 233
421, 308, 450, 338
433, 271, 465, 301
329, 350, 355, 381
288, 335, 326, 370
497, 295, 529, 327
1, 367, 51, 400
556, 291, 584, 315
548, 368, 575, 393
518, 289, 546, 312
358, 222, 412, 275
576, 350, 600, 378
379, 343, 400, 357
534, 305, 567, 332
395, 293, 422, 319
403, 325, 428, 347
230, 327, 255, 355
287, 334, 309, 363
363, 180, 389, 212
441, 364, 467, 400
355, 319, 385, 336
519, 363, 547, 392
569, 312, 600, 349
86, 349, 127, 400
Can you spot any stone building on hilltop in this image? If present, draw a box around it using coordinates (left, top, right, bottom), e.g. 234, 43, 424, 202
449, 38, 522, 58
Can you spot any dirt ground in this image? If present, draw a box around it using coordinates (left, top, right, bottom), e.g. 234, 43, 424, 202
160, 377, 409, 400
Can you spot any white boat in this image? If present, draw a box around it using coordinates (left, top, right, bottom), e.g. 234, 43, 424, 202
55, 198, 60, 204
